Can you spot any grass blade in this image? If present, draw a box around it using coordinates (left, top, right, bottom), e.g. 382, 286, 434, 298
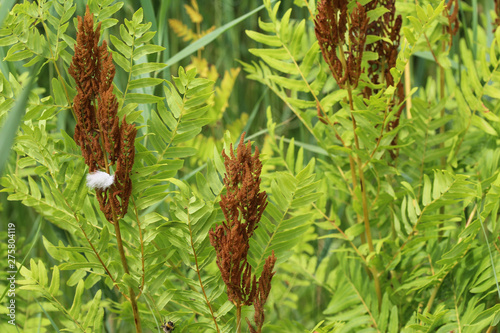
0, 65, 38, 176
164, 3, 267, 68
478, 199, 500, 299
36, 298, 61, 333
0, 216, 43, 303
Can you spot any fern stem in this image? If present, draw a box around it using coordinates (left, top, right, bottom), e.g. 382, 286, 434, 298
110, 192, 142, 332
438, 32, 446, 240
37, 281, 87, 332
348, 156, 366, 245
339, 44, 382, 306
58, 181, 131, 300
357, 164, 374, 253
113, 218, 143, 333
121, 34, 136, 105
338, 50, 367, 248
187, 209, 221, 333
79, 223, 129, 299
425, 278, 443, 314
404, 58, 412, 119
132, 198, 146, 299
359, 163, 382, 307
236, 304, 242, 333
345, 270, 380, 331
350, 95, 382, 306
311, 203, 367, 265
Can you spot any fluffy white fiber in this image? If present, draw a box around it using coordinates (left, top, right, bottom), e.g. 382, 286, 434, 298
86, 171, 115, 190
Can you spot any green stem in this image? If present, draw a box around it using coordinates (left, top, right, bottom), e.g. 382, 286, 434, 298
439, 29, 446, 240
426, 279, 443, 314
339, 46, 381, 307
113, 219, 142, 333
132, 198, 145, 299
236, 304, 242, 333
187, 209, 221, 333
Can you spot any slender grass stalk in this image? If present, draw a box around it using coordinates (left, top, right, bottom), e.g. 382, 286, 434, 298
478, 200, 500, 299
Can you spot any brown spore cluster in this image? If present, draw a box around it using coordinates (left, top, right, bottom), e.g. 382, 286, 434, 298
69, 6, 136, 222
315, 0, 406, 157
446, 0, 459, 42
314, 0, 368, 89
209, 134, 276, 333
363, 0, 404, 157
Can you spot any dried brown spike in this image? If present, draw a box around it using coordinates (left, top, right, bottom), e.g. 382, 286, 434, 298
70, 5, 136, 222
221, 134, 267, 238
113, 117, 137, 218
315, 0, 369, 89
360, 0, 405, 158
253, 252, 277, 332
363, 0, 402, 97
497, 0, 500, 30
209, 133, 268, 307
446, 0, 459, 44
69, 6, 103, 172
346, 2, 368, 88
314, 0, 349, 87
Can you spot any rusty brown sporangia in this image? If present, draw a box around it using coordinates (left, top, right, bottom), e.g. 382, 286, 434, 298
209, 134, 276, 333
496, 0, 500, 30
315, 0, 407, 159
363, 0, 405, 158
314, 0, 368, 90
69, 6, 136, 222
445, 0, 459, 44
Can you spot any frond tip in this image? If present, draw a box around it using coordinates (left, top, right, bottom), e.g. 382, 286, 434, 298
86, 171, 115, 190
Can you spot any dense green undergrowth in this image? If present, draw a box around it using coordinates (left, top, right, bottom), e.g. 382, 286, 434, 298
0, 0, 500, 332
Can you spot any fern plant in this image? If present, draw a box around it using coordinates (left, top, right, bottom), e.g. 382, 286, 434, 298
243, 0, 500, 332
2, 0, 500, 332
0, 1, 317, 332
0, 1, 225, 332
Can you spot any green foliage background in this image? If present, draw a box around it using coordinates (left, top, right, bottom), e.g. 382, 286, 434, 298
0, 0, 500, 332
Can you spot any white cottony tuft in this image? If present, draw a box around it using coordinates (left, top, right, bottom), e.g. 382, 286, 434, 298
86, 171, 115, 190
